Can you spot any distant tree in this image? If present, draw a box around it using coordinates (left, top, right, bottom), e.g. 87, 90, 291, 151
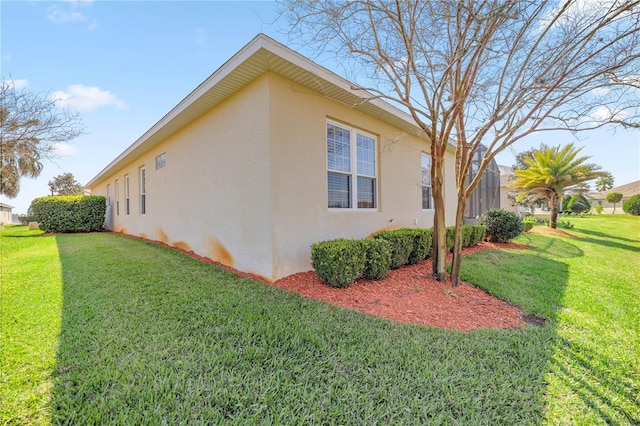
568, 182, 591, 195
606, 192, 623, 214
509, 143, 605, 228
48, 172, 84, 196
1, 79, 83, 197
623, 194, 640, 215
595, 173, 614, 192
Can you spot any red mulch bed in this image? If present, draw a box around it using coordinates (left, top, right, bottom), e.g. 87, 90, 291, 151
272, 241, 531, 332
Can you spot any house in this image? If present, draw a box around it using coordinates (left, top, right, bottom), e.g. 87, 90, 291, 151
0, 203, 13, 225
587, 180, 640, 214
85, 34, 458, 282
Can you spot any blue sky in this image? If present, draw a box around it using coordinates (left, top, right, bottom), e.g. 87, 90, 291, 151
2, 1, 639, 214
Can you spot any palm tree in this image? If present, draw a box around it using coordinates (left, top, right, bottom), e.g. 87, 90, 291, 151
509, 143, 605, 229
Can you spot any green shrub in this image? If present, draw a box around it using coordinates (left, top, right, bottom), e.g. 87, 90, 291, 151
558, 220, 574, 230
396, 228, 432, 264
567, 194, 590, 214
623, 194, 640, 216
478, 208, 524, 243
446, 226, 456, 251
595, 204, 604, 214
310, 239, 367, 288
472, 225, 486, 245
361, 239, 392, 280
461, 225, 475, 248
374, 231, 413, 268
30, 195, 106, 233
522, 215, 538, 232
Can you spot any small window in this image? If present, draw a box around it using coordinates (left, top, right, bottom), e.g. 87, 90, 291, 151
155, 152, 166, 170
115, 179, 120, 216
327, 121, 377, 209
139, 167, 146, 215
125, 175, 130, 215
106, 184, 111, 207
421, 153, 434, 210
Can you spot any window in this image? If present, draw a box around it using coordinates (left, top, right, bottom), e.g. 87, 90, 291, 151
421, 153, 434, 210
139, 167, 146, 215
155, 152, 166, 170
106, 184, 111, 207
115, 179, 120, 216
327, 122, 377, 209
125, 175, 130, 215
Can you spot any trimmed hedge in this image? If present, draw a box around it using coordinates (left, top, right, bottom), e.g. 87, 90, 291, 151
361, 239, 393, 280
373, 231, 413, 269
462, 225, 474, 248
472, 225, 487, 244
310, 239, 367, 288
30, 195, 106, 233
311, 225, 487, 287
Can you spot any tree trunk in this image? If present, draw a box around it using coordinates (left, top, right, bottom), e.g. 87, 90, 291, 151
549, 194, 559, 229
449, 197, 467, 287
431, 201, 447, 282
431, 147, 447, 282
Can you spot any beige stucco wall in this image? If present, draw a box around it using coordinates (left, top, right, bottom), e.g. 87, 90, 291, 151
89, 72, 458, 281
266, 73, 456, 278
0, 206, 12, 225
91, 75, 275, 279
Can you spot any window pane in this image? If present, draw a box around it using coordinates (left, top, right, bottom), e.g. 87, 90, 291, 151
327, 124, 351, 172
421, 154, 433, 209
421, 154, 431, 187
357, 134, 375, 177
422, 186, 433, 210
357, 176, 376, 209
328, 172, 351, 208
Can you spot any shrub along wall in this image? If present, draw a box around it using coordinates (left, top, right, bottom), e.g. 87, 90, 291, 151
311, 225, 486, 288
31, 195, 106, 233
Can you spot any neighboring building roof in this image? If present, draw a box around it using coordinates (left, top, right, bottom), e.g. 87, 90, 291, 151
86, 33, 446, 188
0, 203, 15, 209
588, 180, 640, 200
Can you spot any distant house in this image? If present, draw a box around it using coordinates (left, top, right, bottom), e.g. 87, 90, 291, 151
0, 203, 13, 225
587, 180, 640, 214
85, 34, 459, 282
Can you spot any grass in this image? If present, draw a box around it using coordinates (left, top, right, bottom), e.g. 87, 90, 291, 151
1, 215, 638, 424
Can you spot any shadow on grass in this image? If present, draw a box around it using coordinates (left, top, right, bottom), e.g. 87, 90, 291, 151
575, 227, 639, 244
49, 232, 568, 424
551, 335, 640, 424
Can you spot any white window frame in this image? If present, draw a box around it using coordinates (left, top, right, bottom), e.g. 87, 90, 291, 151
139, 167, 146, 215
115, 179, 120, 216
421, 153, 434, 210
155, 152, 166, 170
125, 175, 130, 216
326, 120, 378, 211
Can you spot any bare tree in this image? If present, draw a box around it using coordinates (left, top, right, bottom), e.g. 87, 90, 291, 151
282, 0, 640, 285
1, 80, 83, 197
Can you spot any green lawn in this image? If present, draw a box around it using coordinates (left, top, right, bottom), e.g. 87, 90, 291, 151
1, 216, 638, 424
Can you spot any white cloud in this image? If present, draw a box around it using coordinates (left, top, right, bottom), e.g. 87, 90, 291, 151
53, 142, 78, 157
51, 84, 127, 111
0, 79, 28, 90
588, 106, 630, 122
47, 0, 96, 29
47, 6, 87, 24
